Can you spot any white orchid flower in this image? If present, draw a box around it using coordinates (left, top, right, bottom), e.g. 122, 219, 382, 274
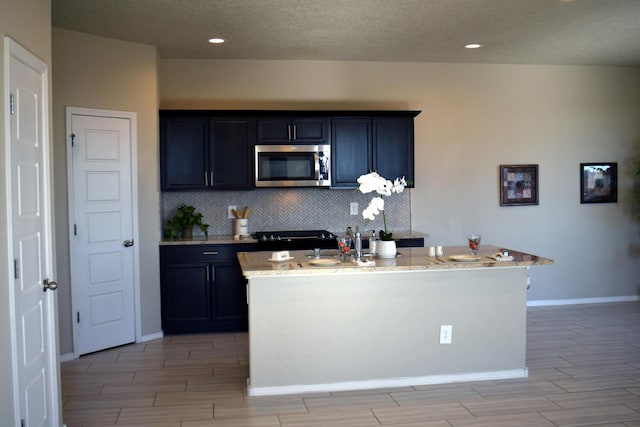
362, 197, 384, 220
357, 173, 406, 239
357, 172, 387, 194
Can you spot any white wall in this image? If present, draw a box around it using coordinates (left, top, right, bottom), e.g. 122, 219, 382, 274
0, 0, 52, 420
52, 28, 161, 354
159, 59, 640, 302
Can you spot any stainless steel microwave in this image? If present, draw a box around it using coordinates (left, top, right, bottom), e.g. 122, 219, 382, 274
255, 144, 331, 187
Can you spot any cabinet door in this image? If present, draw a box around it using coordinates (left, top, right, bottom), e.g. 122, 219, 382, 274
331, 118, 372, 188
258, 117, 329, 144
211, 263, 248, 331
373, 118, 414, 187
160, 117, 208, 190
291, 118, 329, 143
257, 118, 291, 143
209, 117, 255, 189
161, 262, 210, 333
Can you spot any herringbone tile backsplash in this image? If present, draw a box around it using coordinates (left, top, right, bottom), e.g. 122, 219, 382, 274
162, 188, 411, 237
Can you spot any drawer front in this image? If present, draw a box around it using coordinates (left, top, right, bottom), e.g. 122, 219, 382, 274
161, 244, 255, 262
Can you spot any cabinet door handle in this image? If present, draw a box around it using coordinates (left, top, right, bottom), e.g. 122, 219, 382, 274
293, 124, 297, 140
204, 171, 208, 186
287, 124, 291, 141
202, 251, 219, 255
210, 171, 214, 186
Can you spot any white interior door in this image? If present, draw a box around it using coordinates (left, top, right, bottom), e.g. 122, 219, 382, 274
6, 37, 61, 427
68, 109, 138, 356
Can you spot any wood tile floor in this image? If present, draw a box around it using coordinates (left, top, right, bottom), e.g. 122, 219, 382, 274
61, 302, 640, 426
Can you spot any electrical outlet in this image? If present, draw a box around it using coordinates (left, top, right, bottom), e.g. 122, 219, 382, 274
228, 205, 237, 219
440, 325, 452, 344
350, 202, 358, 216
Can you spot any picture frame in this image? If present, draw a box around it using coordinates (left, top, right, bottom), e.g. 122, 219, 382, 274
580, 162, 617, 204
500, 164, 539, 206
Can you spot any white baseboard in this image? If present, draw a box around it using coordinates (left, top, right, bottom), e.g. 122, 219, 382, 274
138, 331, 164, 343
60, 331, 164, 362
527, 295, 640, 307
247, 368, 528, 397
59, 353, 76, 363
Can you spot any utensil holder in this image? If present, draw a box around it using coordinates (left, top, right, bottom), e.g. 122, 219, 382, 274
234, 218, 249, 236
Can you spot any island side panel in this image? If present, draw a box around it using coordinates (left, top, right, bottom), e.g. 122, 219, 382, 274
247, 267, 527, 391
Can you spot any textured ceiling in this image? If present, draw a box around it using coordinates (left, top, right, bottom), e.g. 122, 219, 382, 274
52, 0, 640, 66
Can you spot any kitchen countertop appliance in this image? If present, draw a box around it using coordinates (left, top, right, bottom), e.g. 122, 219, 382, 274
253, 230, 336, 251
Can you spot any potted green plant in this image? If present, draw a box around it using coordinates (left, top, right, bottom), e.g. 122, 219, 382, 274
164, 204, 209, 239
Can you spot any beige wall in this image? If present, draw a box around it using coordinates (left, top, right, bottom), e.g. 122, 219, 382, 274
159, 58, 640, 302
50, 30, 640, 355
0, 0, 53, 421
52, 28, 161, 355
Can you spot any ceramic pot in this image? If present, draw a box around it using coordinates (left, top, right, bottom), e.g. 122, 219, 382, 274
182, 227, 193, 239
234, 218, 249, 236
376, 240, 397, 258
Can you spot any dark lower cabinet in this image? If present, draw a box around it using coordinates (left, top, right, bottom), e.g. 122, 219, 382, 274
160, 244, 254, 334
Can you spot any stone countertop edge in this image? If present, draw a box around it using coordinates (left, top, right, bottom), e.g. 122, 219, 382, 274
159, 231, 428, 246
237, 245, 554, 277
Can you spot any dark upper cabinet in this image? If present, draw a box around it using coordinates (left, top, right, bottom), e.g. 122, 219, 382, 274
331, 118, 372, 188
209, 117, 255, 189
373, 117, 414, 186
331, 116, 415, 188
160, 114, 255, 190
257, 117, 329, 144
160, 117, 209, 190
160, 110, 418, 190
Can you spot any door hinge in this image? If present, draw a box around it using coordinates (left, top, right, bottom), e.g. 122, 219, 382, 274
21, 419, 25, 427
77, 312, 80, 323
74, 224, 77, 236
14, 259, 19, 280
9, 93, 15, 115
71, 133, 76, 147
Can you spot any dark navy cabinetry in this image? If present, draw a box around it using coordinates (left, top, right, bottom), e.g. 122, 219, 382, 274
160, 112, 255, 190
331, 115, 416, 188
160, 244, 255, 334
257, 117, 329, 144
160, 110, 419, 191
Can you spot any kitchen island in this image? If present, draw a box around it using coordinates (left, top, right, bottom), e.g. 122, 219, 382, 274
238, 245, 553, 396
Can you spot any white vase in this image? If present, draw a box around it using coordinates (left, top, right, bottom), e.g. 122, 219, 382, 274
376, 240, 397, 258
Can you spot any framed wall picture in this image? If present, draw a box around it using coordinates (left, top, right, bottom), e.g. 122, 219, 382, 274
500, 164, 539, 206
580, 162, 617, 203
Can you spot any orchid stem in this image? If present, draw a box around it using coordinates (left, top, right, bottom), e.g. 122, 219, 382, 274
382, 209, 388, 235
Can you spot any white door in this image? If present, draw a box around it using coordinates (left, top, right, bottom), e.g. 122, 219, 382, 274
6, 37, 61, 427
67, 109, 138, 356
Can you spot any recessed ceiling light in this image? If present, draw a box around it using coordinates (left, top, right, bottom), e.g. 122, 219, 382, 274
464, 43, 483, 49
208, 38, 225, 44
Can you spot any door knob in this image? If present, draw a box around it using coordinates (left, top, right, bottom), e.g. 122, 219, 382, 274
123, 239, 134, 247
42, 278, 58, 292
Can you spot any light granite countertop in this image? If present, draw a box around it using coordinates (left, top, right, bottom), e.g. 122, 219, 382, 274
238, 245, 553, 277
160, 235, 257, 245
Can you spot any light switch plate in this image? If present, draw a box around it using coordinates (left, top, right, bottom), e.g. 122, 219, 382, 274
350, 202, 358, 216
228, 205, 237, 219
